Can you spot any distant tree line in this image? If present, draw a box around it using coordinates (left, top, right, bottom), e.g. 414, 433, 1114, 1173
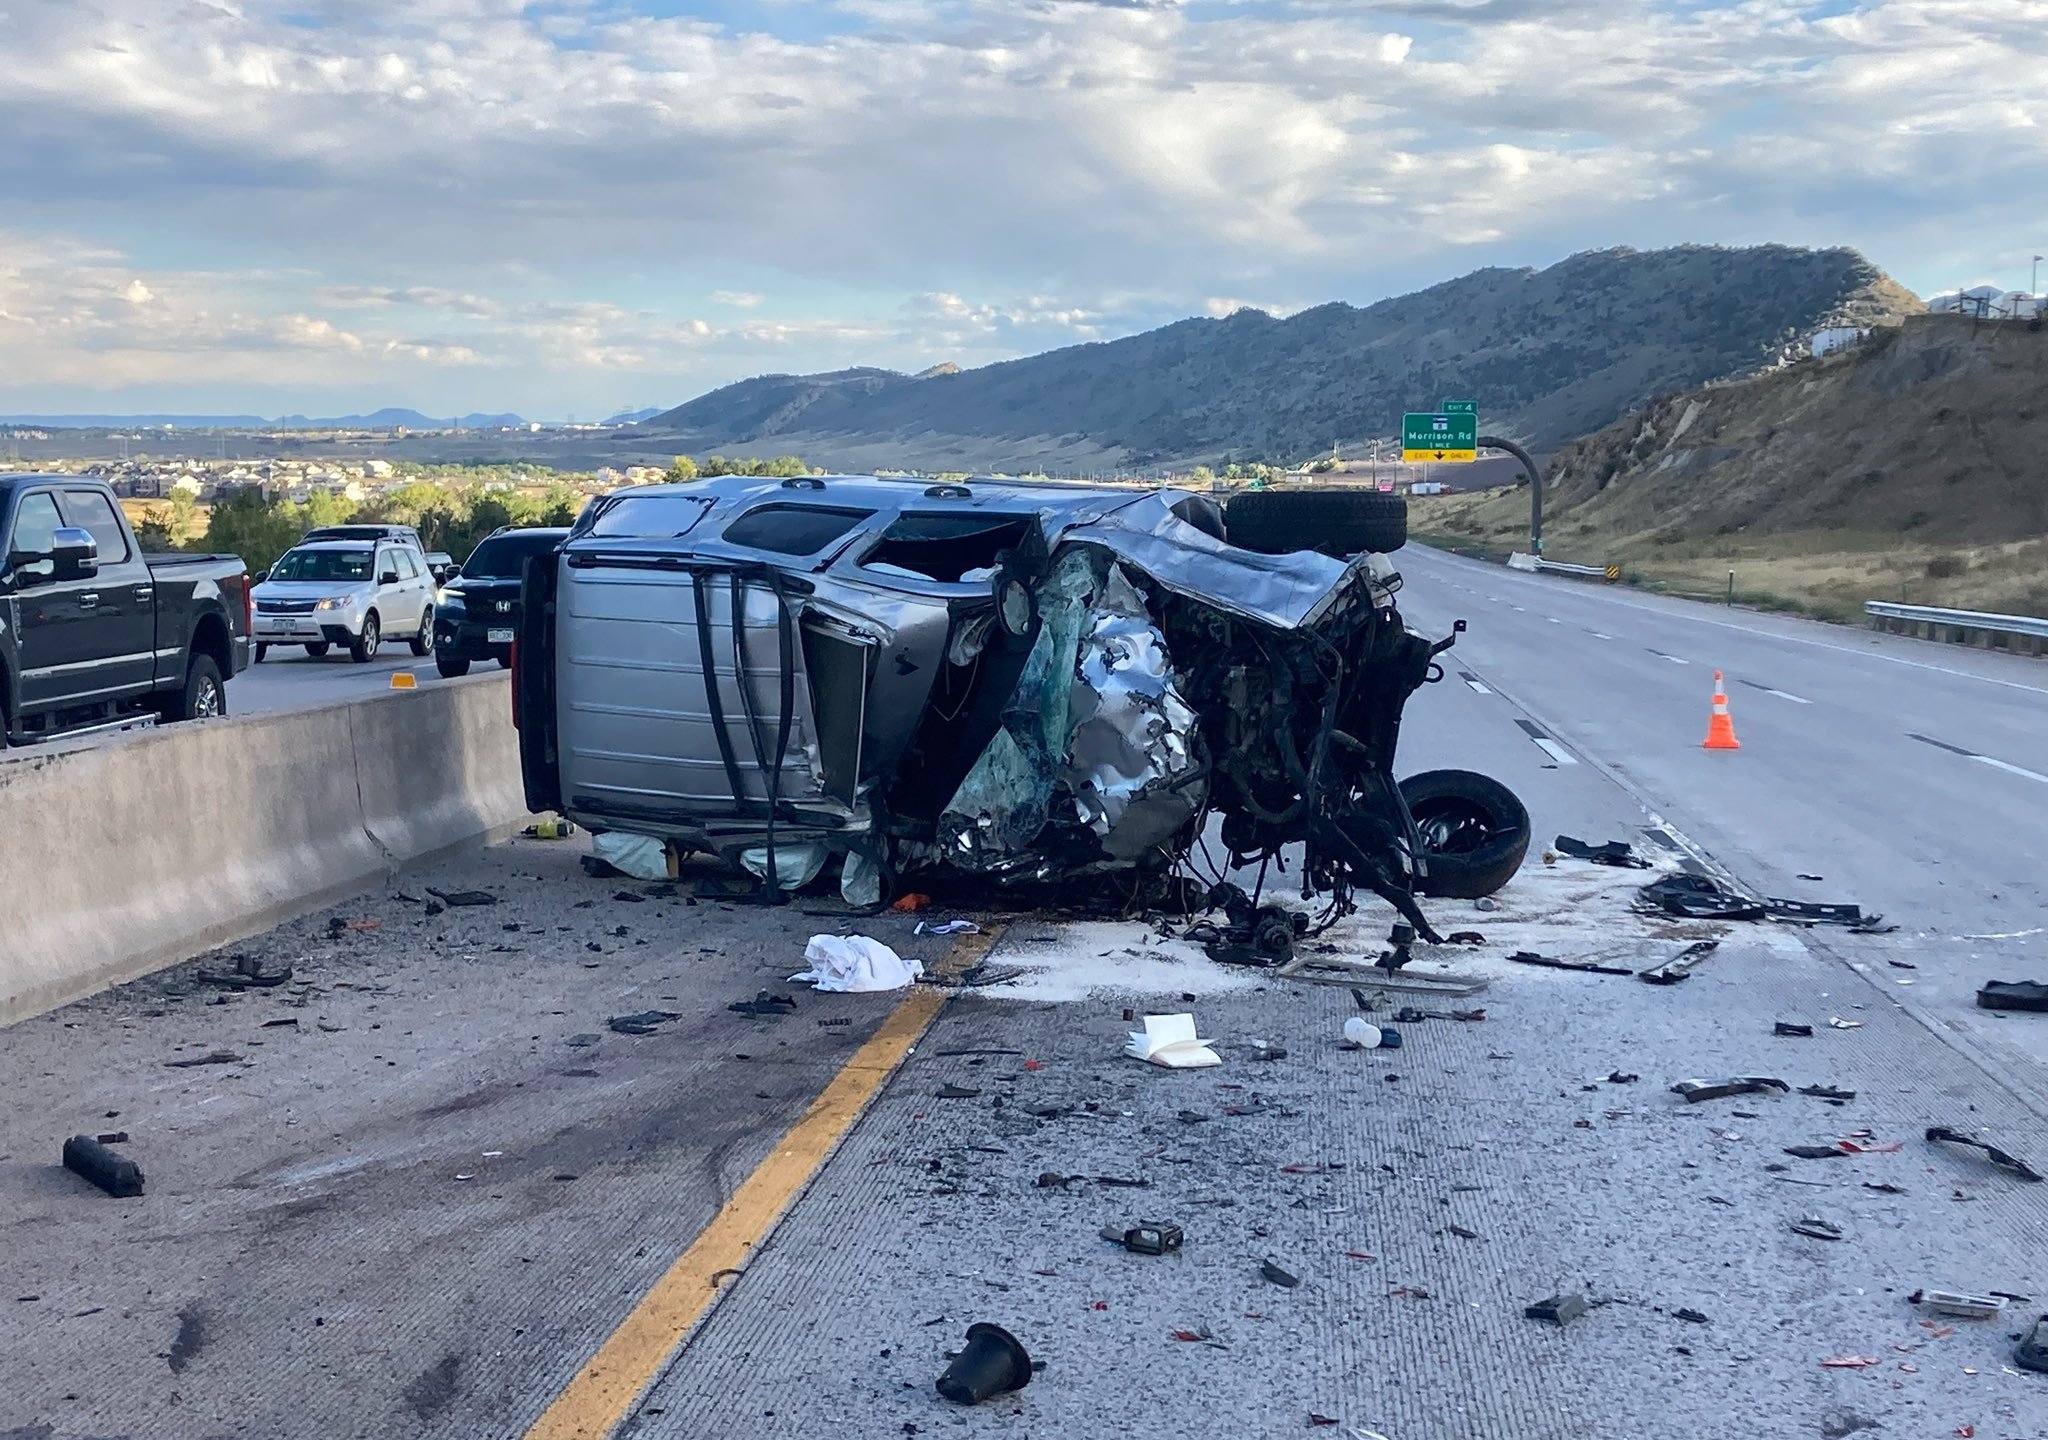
663, 454, 815, 482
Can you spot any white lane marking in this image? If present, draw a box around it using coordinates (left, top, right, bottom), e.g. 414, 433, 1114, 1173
1656, 653, 1689, 665
1510, 605, 1525, 612
1962, 927, 2047, 940
1465, 679, 1492, 695
1546, 616, 1561, 624
1588, 631, 1613, 640
1761, 687, 1812, 705
1974, 755, 2048, 786
1533, 737, 1579, 765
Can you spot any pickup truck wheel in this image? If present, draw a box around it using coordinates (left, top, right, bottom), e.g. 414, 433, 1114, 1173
350, 613, 381, 663
435, 652, 471, 679
409, 606, 433, 657
1399, 768, 1530, 899
165, 655, 227, 723
1224, 489, 1407, 557
304, 642, 331, 658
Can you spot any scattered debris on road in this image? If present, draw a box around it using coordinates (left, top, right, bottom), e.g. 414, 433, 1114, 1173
195, 955, 292, 989
1912, 1290, 2005, 1320
1635, 873, 1889, 931
1819, 1356, 1880, 1370
2015, 1315, 2048, 1374
1639, 939, 1719, 985
935, 1322, 1033, 1405
62, 1135, 144, 1197
1101, 1221, 1183, 1255
1925, 1126, 2045, 1183
1978, 980, 2048, 1012
1798, 1084, 1857, 1101
1259, 1259, 1301, 1288
1790, 1215, 1843, 1240
1125, 1013, 1220, 1069
1524, 1293, 1589, 1326
726, 992, 799, 1018
425, 887, 498, 907
609, 1009, 684, 1035
1554, 835, 1651, 868
1507, 950, 1634, 977
1774, 1022, 1814, 1037
164, 1050, 242, 1068
791, 935, 922, 993
1670, 1077, 1789, 1103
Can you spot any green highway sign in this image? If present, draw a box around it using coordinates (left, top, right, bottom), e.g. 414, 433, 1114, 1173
1442, 400, 1477, 414
1401, 411, 1477, 463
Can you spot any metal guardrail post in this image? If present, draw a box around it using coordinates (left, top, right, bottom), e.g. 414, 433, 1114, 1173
1863, 600, 2048, 657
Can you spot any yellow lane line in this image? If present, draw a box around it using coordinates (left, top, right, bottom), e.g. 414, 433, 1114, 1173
522, 925, 1001, 1440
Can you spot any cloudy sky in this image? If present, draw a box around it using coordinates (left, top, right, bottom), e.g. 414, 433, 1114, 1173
1, 0, 2041, 419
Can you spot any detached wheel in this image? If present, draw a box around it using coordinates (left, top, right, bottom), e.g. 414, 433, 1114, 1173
1399, 768, 1530, 899
349, 612, 381, 663
1225, 489, 1407, 556
435, 651, 471, 679
163, 654, 227, 723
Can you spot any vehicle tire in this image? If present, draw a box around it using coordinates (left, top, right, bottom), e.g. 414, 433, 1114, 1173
497, 656, 512, 670
255, 643, 269, 663
1398, 768, 1530, 899
435, 652, 471, 679
410, 606, 433, 657
163, 654, 227, 724
349, 612, 381, 663
304, 642, 331, 658
1224, 489, 1407, 557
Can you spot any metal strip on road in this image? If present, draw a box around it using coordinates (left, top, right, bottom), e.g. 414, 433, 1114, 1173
1512, 717, 1579, 765
1907, 732, 2048, 786
522, 927, 1003, 1440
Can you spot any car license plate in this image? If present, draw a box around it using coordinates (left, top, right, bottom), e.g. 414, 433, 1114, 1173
487, 627, 515, 644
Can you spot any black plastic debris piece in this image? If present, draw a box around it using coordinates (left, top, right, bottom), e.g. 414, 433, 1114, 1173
1790, 1215, 1843, 1241
1799, 1084, 1857, 1101
1784, 1145, 1845, 1160
936, 1322, 1034, 1405
426, 887, 497, 907
1863, 1182, 1906, 1195
1555, 835, 1651, 868
1259, 1260, 1301, 1288
1176, 1109, 1210, 1124
1637, 873, 1765, 922
1095, 1175, 1150, 1188
1773, 1022, 1814, 1038
1508, 950, 1634, 977
936, 1084, 982, 1100
1101, 1222, 1182, 1255
1979, 980, 2048, 1013
96, 1131, 129, 1144
1797, 874, 1825, 882
261, 1017, 298, 1029
164, 1050, 242, 1068
63, 1135, 144, 1197
2015, 1315, 2048, 1375
1035, 1172, 1069, 1189
195, 954, 292, 990
1447, 1224, 1481, 1240
1670, 1077, 1789, 1103
1607, 1071, 1639, 1085
727, 991, 798, 1018
1442, 931, 1487, 946
1925, 1125, 2045, 1183
608, 1010, 684, 1036
1640, 940, 1720, 985
610, 891, 647, 904
580, 854, 626, 879
1524, 1293, 1589, 1326
1887, 960, 1917, 970
1673, 1308, 1710, 1324
1250, 1044, 1288, 1061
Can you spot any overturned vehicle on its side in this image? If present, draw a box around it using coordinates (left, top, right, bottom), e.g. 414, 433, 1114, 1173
514, 475, 1529, 936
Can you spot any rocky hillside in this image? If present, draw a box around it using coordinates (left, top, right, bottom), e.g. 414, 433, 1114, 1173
646, 245, 1920, 470
1415, 312, 2048, 618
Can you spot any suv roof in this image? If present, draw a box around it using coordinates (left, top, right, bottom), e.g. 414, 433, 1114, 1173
303, 524, 422, 544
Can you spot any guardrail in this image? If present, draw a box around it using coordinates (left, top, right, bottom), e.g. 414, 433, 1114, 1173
1865, 600, 2048, 656
1509, 553, 1621, 582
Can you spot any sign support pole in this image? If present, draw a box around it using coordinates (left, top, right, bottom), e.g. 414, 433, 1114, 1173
1478, 434, 1543, 556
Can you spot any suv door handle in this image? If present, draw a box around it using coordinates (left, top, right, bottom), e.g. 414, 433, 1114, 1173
78, 592, 99, 610
134, 586, 154, 602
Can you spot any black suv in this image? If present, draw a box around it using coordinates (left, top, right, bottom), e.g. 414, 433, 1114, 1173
432, 526, 568, 677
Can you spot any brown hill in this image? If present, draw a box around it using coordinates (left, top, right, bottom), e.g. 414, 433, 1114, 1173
646, 245, 1920, 471
1414, 312, 2048, 618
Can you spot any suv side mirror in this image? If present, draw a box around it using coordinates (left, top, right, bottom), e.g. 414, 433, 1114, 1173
252, 569, 270, 584
50, 527, 99, 582
444, 565, 460, 580
380, 570, 400, 586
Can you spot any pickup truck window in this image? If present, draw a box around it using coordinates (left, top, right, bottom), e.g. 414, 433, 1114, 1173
60, 489, 133, 564
272, 548, 372, 582
7, 492, 62, 581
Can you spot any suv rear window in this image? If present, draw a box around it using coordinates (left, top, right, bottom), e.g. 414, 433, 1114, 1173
465, 531, 566, 577
720, 505, 873, 556
862, 513, 1032, 581
582, 494, 712, 539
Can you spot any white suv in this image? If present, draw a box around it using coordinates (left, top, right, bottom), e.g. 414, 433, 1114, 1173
252, 540, 436, 662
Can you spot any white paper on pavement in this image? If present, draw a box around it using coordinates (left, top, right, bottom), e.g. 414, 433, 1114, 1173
791, 934, 925, 993
1124, 1012, 1221, 1068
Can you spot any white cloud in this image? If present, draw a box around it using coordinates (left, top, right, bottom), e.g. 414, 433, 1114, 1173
0, 0, 2042, 413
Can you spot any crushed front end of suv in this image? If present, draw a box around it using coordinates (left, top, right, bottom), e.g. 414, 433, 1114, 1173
517, 475, 1517, 935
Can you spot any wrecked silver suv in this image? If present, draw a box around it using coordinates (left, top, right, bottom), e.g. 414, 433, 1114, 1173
516, 475, 1521, 935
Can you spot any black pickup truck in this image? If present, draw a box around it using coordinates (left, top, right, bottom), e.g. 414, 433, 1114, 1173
0, 474, 254, 746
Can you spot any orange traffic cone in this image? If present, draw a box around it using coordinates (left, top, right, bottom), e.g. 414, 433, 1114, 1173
1702, 671, 1740, 750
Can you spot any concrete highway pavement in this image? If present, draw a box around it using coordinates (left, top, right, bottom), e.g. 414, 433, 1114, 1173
1398, 543, 2048, 1096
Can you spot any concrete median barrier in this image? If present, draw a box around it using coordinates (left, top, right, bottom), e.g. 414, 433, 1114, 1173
0, 675, 525, 1027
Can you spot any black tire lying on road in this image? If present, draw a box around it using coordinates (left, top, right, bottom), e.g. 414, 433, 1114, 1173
1399, 768, 1530, 899
1223, 488, 1407, 557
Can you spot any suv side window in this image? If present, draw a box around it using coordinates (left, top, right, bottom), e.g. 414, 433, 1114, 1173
6, 491, 63, 583
375, 546, 397, 583
394, 549, 418, 581
60, 489, 133, 564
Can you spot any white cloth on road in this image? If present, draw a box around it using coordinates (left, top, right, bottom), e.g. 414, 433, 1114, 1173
792, 935, 924, 993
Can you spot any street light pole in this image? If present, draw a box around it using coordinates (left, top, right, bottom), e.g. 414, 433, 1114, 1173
1477, 434, 1544, 555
